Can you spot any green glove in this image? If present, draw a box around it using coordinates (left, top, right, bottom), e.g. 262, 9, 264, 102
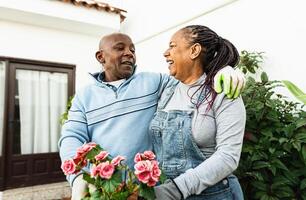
214, 66, 245, 99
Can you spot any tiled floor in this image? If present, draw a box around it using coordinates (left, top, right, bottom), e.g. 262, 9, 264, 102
1, 182, 71, 200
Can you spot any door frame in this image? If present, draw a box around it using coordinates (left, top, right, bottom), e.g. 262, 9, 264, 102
0, 56, 75, 190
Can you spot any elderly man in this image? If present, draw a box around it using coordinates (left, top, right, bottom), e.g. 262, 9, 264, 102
58, 33, 245, 199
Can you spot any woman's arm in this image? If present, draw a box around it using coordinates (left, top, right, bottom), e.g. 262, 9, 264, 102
174, 96, 246, 199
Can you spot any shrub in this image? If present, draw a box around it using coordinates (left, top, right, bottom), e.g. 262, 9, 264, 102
235, 51, 306, 200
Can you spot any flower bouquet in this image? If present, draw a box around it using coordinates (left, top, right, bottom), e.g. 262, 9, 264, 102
61, 142, 164, 200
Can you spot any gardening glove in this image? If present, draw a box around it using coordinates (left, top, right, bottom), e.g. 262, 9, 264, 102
214, 66, 245, 99
71, 174, 87, 200
154, 179, 182, 200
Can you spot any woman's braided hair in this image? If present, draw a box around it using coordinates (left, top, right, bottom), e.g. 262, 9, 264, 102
182, 25, 239, 109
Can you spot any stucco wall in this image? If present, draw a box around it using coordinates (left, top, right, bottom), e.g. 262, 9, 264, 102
0, 20, 104, 90
121, 0, 306, 99
0, 0, 121, 90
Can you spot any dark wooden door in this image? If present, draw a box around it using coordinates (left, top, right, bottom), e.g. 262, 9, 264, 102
1, 58, 75, 189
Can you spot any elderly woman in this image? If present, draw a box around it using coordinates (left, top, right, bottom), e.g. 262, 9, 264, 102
152, 25, 246, 200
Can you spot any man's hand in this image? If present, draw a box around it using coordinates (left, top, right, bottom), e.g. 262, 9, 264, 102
214, 66, 245, 99
71, 175, 87, 200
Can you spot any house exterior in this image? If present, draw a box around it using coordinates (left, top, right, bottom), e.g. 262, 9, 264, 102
0, 0, 125, 199
1, 0, 305, 199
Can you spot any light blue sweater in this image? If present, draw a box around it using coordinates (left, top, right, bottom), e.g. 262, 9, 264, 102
58, 71, 175, 185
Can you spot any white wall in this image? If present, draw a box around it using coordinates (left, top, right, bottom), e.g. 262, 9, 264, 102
121, 0, 306, 98
0, 0, 122, 90
0, 20, 105, 90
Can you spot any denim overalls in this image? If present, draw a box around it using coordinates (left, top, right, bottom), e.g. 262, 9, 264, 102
149, 83, 243, 200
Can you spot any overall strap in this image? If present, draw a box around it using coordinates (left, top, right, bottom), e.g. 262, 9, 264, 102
157, 82, 179, 110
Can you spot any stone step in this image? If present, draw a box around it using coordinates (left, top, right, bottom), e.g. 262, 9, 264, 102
0, 182, 71, 200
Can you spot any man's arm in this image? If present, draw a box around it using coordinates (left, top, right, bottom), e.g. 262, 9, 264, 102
58, 94, 91, 199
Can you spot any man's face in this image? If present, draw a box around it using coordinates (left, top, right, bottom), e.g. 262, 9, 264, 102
97, 34, 136, 81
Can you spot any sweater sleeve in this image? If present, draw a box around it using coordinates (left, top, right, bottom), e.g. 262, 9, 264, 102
174, 96, 246, 199
58, 93, 90, 186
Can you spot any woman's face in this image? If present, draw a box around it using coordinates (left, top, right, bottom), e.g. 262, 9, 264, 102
163, 30, 194, 81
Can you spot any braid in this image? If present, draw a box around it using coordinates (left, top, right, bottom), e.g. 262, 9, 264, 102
182, 25, 239, 109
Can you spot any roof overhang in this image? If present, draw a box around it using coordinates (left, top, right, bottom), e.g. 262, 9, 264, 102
0, 0, 122, 36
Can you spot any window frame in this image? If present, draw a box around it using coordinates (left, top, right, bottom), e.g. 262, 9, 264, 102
0, 56, 75, 190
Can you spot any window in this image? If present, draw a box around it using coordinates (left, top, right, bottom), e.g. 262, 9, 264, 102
0, 57, 75, 190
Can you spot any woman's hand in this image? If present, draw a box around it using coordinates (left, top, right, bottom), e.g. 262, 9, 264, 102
214, 66, 245, 99
154, 179, 182, 200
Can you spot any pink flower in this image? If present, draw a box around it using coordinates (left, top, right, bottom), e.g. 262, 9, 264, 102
134, 153, 142, 162
135, 160, 151, 173
147, 178, 157, 187
134, 155, 161, 187
143, 151, 156, 160
150, 161, 161, 182
91, 165, 100, 177
73, 153, 88, 167
111, 155, 125, 166
95, 151, 109, 161
137, 171, 151, 183
134, 160, 152, 183
61, 159, 77, 175
76, 142, 97, 158
98, 161, 115, 179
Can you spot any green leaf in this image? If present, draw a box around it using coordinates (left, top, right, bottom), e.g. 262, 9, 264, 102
95, 177, 104, 188
272, 159, 289, 171
296, 118, 306, 129
271, 176, 291, 189
111, 191, 130, 200
112, 170, 123, 183
274, 186, 294, 198
253, 161, 270, 169
283, 170, 299, 185
260, 194, 270, 200
302, 192, 306, 200
302, 145, 306, 162
90, 190, 103, 200
261, 129, 273, 137
102, 179, 120, 194
292, 140, 301, 151
255, 191, 267, 199
282, 80, 306, 105
279, 137, 288, 144
294, 132, 306, 142
261, 72, 269, 83
252, 181, 268, 191
83, 173, 95, 185
270, 165, 276, 176
102, 172, 122, 194
86, 147, 102, 160
300, 179, 306, 190
138, 183, 156, 200
159, 171, 167, 184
